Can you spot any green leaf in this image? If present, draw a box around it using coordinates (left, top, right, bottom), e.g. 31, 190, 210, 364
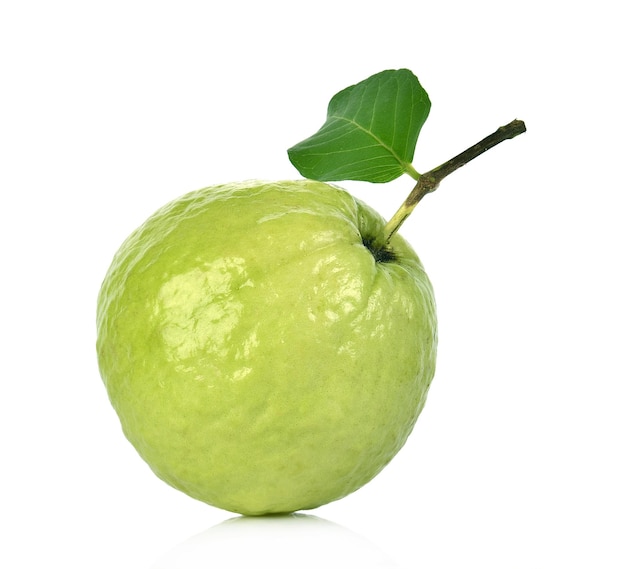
288, 69, 430, 183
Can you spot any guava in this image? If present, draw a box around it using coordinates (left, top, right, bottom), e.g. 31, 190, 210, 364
96, 179, 437, 515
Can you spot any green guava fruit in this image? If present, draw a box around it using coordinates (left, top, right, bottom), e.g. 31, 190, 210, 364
96, 179, 437, 515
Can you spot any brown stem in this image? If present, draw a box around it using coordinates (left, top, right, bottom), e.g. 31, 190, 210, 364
381, 119, 526, 244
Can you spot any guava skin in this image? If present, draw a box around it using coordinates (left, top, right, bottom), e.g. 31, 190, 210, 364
96, 180, 437, 515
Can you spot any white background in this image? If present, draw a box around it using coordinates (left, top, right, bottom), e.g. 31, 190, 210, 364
2, 1, 624, 568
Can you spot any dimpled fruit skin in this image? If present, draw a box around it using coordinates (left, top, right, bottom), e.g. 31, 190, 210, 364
96, 180, 437, 516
